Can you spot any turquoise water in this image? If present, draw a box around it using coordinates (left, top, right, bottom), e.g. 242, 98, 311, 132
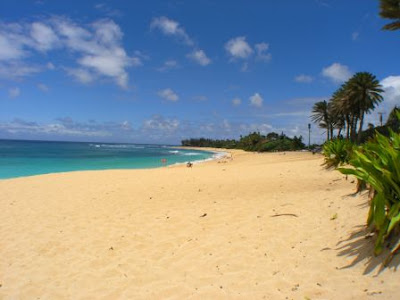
0, 140, 216, 179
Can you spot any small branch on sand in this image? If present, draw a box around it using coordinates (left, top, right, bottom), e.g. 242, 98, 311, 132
270, 213, 298, 218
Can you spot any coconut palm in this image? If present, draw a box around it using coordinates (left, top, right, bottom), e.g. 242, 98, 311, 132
331, 85, 353, 139
330, 107, 345, 138
346, 72, 383, 143
380, 0, 400, 31
311, 100, 331, 141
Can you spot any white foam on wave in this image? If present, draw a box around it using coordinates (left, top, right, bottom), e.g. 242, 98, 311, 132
183, 152, 201, 156
212, 151, 229, 159
89, 144, 145, 149
167, 150, 229, 167
168, 150, 180, 154
193, 151, 229, 164
168, 150, 216, 157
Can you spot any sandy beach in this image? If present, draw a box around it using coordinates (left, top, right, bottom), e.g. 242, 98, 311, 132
1, 150, 399, 299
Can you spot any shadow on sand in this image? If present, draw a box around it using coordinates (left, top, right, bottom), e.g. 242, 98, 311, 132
335, 210, 400, 275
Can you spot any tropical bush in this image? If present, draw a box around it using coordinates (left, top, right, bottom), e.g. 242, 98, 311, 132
338, 114, 400, 260
322, 139, 354, 169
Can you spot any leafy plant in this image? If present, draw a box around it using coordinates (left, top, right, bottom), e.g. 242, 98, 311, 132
322, 139, 354, 169
338, 116, 400, 258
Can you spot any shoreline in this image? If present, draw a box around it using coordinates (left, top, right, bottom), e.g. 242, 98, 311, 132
1, 150, 399, 299
0, 147, 225, 181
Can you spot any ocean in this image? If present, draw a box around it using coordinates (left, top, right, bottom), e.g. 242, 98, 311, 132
0, 139, 217, 179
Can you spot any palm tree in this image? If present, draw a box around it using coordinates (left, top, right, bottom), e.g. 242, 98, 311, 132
311, 100, 331, 141
331, 85, 353, 139
330, 105, 345, 138
386, 106, 400, 129
346, 72, 383, 143
327, 100, 337, 139
379, 0, 400, 31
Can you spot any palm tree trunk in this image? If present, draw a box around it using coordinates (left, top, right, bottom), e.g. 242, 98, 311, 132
357, 111, 365, 144
349, 116, 354, 141
351, 116, 358, 142
326, 123, 330, 141
346, 116, 350, 139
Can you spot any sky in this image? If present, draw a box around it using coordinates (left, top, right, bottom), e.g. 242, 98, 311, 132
0, 0, 399, 144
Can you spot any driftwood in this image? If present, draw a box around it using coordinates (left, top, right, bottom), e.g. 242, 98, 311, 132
270, 213, 298, 218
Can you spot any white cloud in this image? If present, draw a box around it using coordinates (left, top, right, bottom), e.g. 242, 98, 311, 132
158, 88, 179, 101
284, 96, 326, 105
8, 87, 20, 98
0, 118, 111, 138
239, 123, 273, 135
66, 67, 95, 84
53, 17, 137, 88
294, 74, 314, 83
249, 93, 263, 107
0, 35, 21, 60
95, 3, 106, 10
0, 61, 42, 78
143, 115, 180, 132
255, 42, 271, 62
157, 59, 178, 72
225, 36, 253, 59
0, 23, 30, 61
381, 76, 400, 104
271, 111, 311, 117
150, 16, 193, 46
77, 49, 130, 88
352, 31, 359, 41
193, 95, 207, 101
225, 38, 271, 70
0, 17, 139, 88
46, 62, 55, 70
0, 113, 324, 144
150, 17, 213, 70
363, 75, 400, 126
222, 119, 231, 132
232, 98, 242, 106
187, 49, 211, 66
322, 62, 352, 83
241, 62, 249, 72
120, 120, 132, 130
30, 22, 59, 51
37, 83, 49, 92
93, 3, 122, 18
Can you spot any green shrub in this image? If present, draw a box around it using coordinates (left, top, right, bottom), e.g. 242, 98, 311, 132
338, 121, 400, 258
322, 139, 354, 169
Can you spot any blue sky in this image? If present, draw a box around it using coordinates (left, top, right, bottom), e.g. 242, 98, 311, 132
0, 0, 399, 144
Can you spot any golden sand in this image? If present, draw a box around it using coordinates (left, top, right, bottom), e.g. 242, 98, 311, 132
1, 150, 399, 299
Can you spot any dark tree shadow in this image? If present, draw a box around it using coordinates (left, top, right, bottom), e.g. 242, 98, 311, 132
335, 224, 400, 275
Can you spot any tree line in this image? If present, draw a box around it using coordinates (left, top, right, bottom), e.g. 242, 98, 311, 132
181, 131, 306, 152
